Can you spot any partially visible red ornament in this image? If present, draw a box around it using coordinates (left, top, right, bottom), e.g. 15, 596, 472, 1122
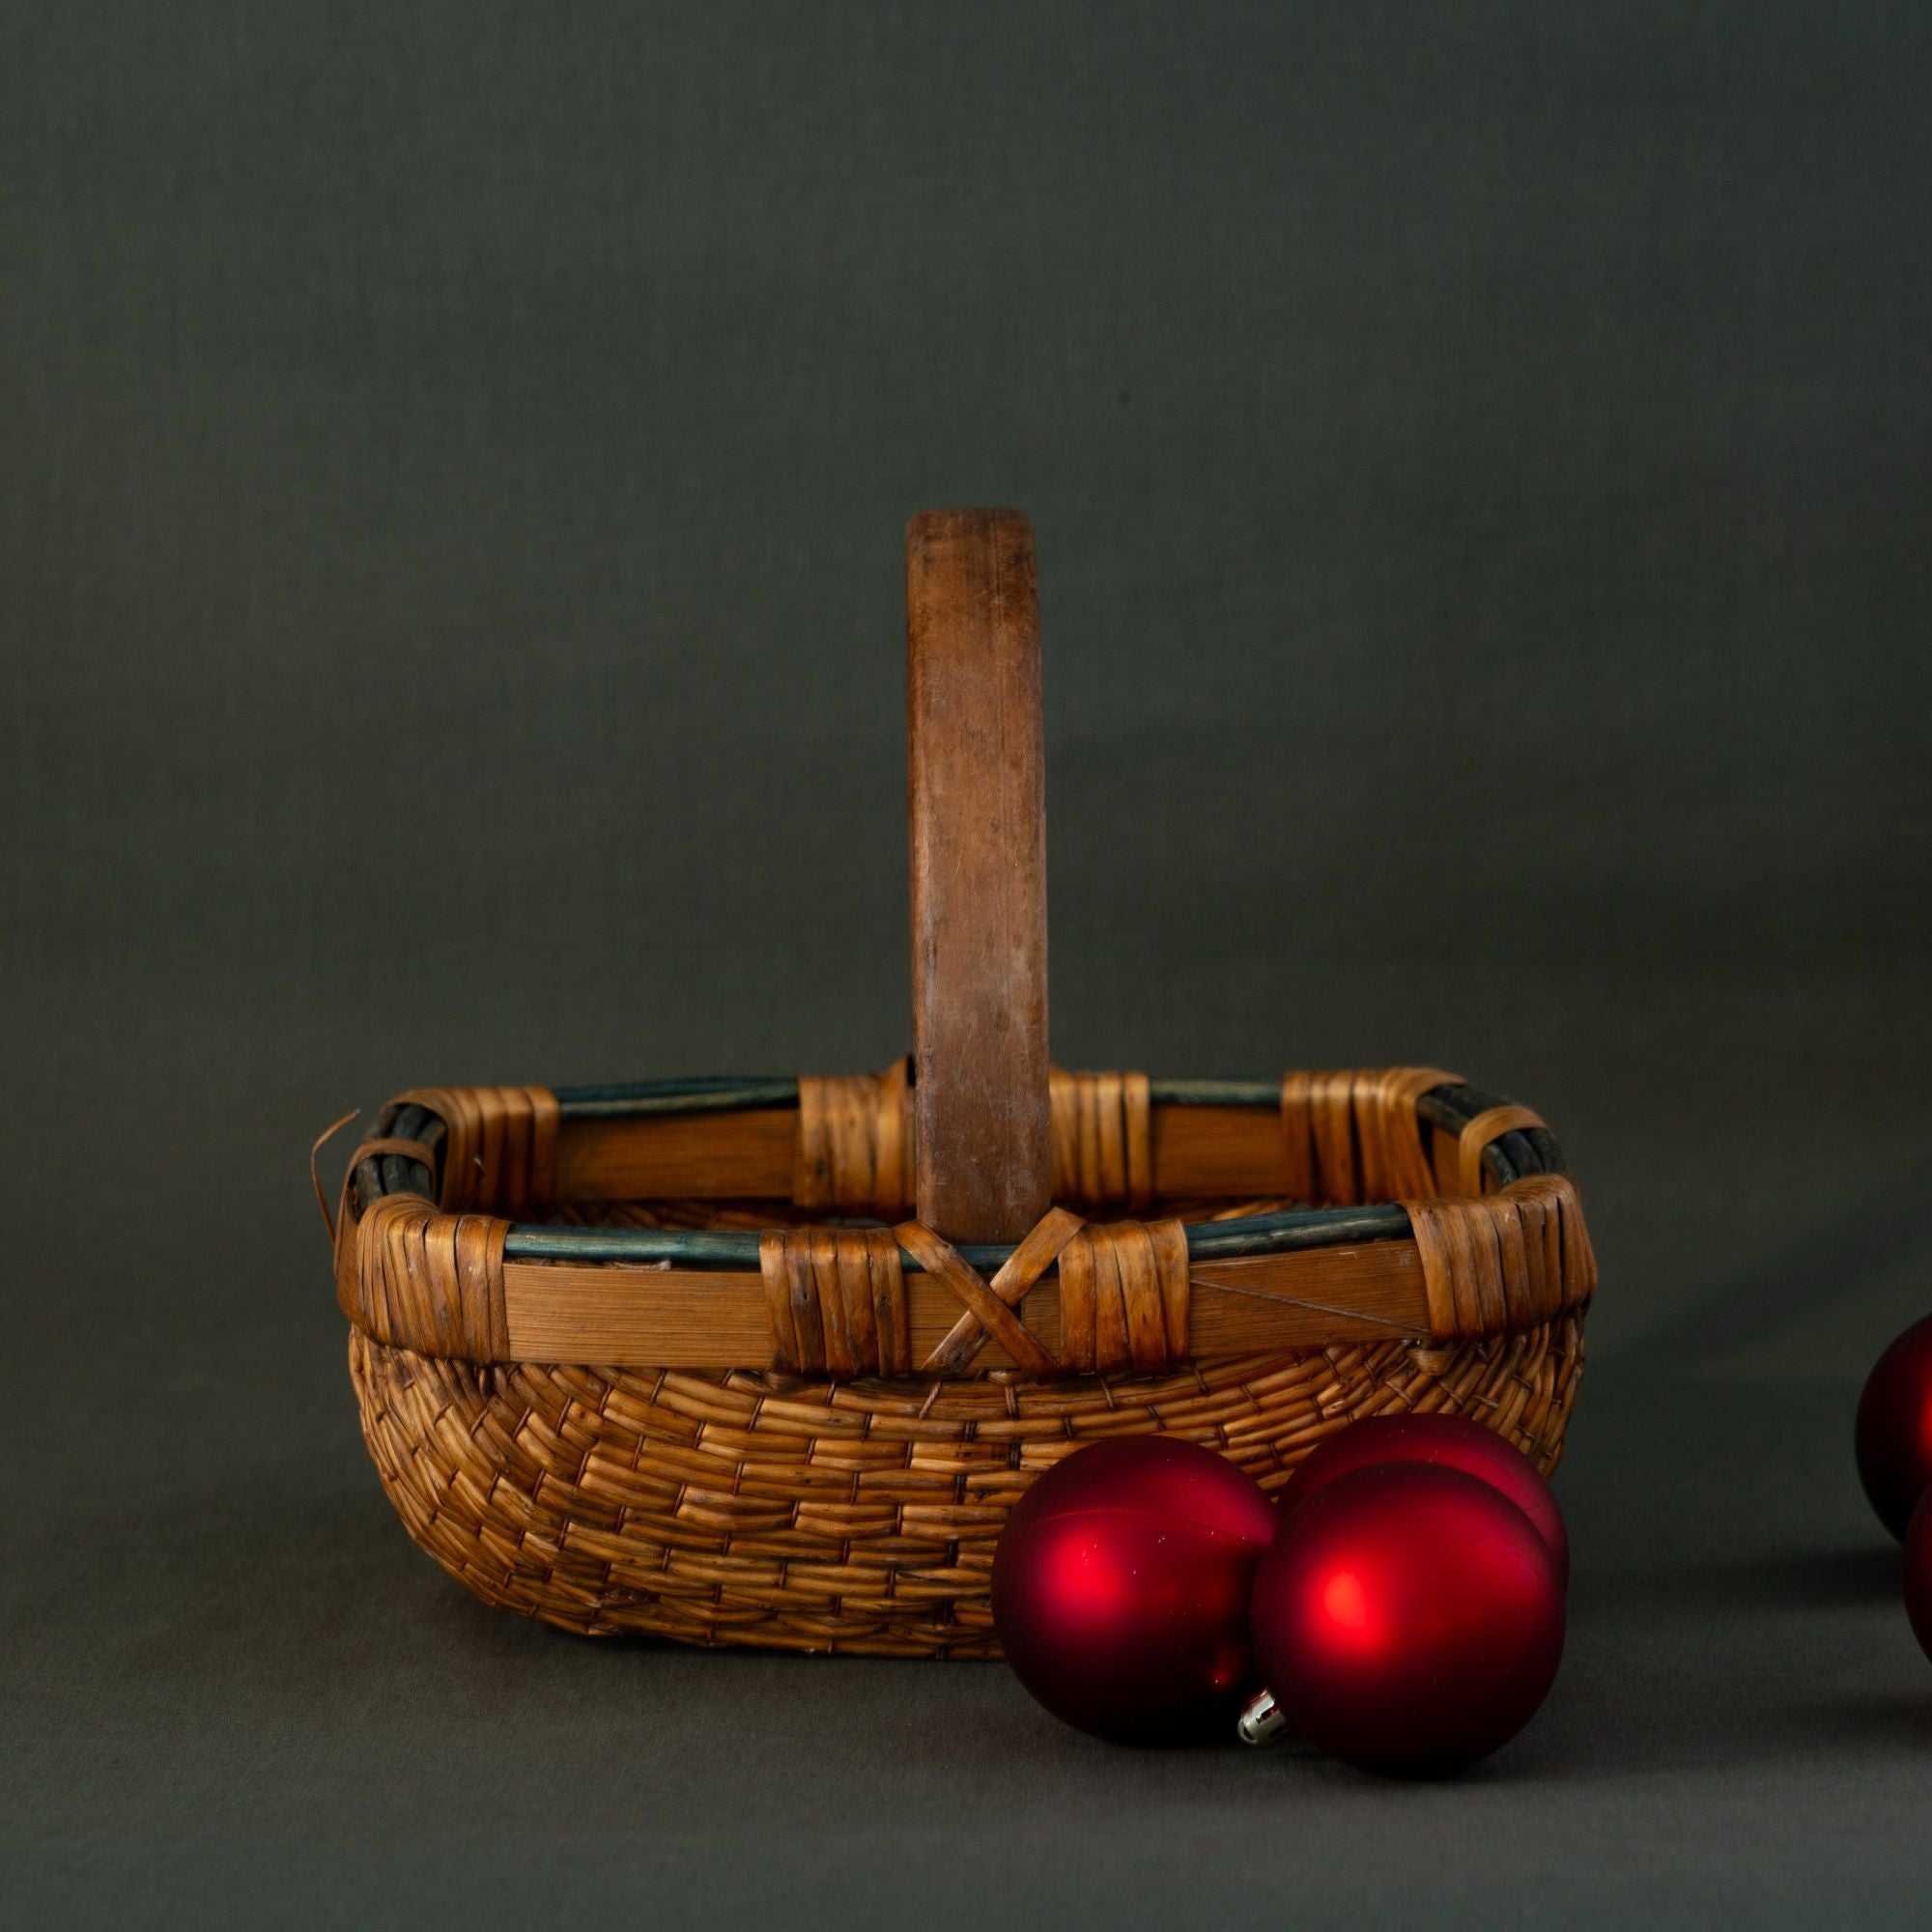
1250, 1463, 1565, 1777
1907, 1489, 1932, 1664
992, 1436, 1278, 1745
1856, 1315, 1932, 1540
1287, 1412, 1569, 1581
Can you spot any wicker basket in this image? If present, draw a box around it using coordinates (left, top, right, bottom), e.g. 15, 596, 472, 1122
321, 511, 1596, 1659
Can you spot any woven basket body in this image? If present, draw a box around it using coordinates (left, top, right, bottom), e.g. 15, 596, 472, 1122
350, 1325, 1582, 1660
330, 1068, 1593, 1658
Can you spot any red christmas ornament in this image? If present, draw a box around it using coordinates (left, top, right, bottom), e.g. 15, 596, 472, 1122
1250, 1463, 1565, 1776
1288, 1412, 1569, 1581
1856, 1315, 1932, 1540
991, 1436, 1278, 1745
1906, 1488, 1932, 1663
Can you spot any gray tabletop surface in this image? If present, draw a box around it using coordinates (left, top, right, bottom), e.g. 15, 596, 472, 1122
8, 4, 1932, 1924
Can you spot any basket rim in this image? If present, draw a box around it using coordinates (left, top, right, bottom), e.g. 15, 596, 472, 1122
355, 1073, 1566, 1272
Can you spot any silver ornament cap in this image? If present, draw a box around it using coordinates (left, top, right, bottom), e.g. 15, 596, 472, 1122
1237, 1687, 1288, 1747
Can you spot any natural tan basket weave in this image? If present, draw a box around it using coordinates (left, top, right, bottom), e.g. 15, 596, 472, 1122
321, 513, 1595, 1659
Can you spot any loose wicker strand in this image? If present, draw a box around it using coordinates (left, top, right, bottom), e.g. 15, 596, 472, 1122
309, 1109, 359, 1244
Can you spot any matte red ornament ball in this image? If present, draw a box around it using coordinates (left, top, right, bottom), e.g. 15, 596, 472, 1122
1250, 1463, 1565, 1777
1287, 1412, 1569, 1582
1856, 1315, 1932, 1540
1906, 1488, 1932, 1664
991, 1437, 1278, 1745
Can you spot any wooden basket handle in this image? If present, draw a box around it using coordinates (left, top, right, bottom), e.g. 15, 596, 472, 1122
905, 509, 1051, 1243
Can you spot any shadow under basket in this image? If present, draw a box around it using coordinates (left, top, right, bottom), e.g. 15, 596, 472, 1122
329, 1064, 1594, 1659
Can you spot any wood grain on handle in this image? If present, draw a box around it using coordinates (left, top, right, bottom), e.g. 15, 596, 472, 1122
905, 509, 1051, 1243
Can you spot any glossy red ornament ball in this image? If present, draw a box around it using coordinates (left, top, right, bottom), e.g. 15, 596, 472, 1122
1856, 1315, 1932, 1540
991, 1436, 1278, 1745
1250, 1463, 1565, 1777
1288, 1412, 1569, 1582
1905, 1488, 1932, 1663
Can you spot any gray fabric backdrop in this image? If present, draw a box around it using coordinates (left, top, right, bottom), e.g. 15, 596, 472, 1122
7, 3, 1932, 1924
